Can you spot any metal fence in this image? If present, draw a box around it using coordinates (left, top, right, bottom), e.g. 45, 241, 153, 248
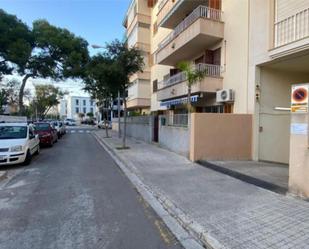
121, 115, 151, 125
158, 5, 223, 50
161, 114, 188, 127
158, 63, 222, 89
275, 8, 309, 47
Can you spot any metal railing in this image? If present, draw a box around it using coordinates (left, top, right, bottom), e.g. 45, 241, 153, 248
158, 5, 222, 50
121, 115, 151, 125
274, 8, 309, 47
162, 114, 188, 127
158, 0, 169, 12
158, 63, 222, 89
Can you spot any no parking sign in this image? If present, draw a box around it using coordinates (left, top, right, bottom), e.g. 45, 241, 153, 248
291, 84, 309, 113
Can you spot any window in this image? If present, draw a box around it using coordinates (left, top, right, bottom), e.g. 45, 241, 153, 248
83, 107, 86, 114
90, 107, 93, 113
83, 100, 86, 106
153, 80, 158, 93
90, 100, 94, 106
75, 107, 79, 113
75, 99, 79, 105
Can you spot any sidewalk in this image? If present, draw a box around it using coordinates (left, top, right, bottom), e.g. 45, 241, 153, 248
94, 130, 309, 249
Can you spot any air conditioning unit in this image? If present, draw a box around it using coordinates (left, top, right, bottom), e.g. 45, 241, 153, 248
216, 89, 234, 102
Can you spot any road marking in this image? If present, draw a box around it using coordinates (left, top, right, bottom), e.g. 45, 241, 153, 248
71, 130, 76, 133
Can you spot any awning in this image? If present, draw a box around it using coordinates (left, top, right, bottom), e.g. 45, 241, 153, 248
160, 95, 199, 107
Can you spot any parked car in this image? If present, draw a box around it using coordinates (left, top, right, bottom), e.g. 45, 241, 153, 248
64, 119, 76, 126
0, 122, 40, 166
51, 121, 66, 138
34, 122, 58, 147
98, 120, 112, 129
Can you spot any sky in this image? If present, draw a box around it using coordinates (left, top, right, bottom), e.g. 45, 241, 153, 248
0, 0, 130, 96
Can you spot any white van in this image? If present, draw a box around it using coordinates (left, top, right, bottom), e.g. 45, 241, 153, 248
0, 123, 40, 166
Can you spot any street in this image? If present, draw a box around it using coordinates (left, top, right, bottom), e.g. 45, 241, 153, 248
0, 128, 183, 249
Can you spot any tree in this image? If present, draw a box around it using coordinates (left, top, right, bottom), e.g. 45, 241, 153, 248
0, 9, 33, 79
87, 112, 94, 118
0, 87, 8, 114
84, 54, 119, 138
104, 40, 144, 148
0, 79, 31, 114
78, 113, 85, 120
177, 61, 208, 118
31, 84, 65, 120
0, 9, 90, 114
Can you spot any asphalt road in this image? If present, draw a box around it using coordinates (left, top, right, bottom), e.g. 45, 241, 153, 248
0, 130, 183, 249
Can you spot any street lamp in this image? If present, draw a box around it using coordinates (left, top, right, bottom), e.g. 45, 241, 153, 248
91, 44, 122, 138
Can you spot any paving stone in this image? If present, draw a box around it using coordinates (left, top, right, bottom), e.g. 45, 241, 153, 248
96, 130, 309, 249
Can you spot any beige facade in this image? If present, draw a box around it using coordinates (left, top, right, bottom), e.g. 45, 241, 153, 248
249, 0, 309, 197
122, 0, 309, 197
124, 0, 152, 113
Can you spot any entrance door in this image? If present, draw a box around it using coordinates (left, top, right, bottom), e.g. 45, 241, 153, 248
153, 116, 159, 142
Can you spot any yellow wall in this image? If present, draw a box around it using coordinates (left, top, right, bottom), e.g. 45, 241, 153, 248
289, 113, 309, 198
150, 1, 172, 112
190, 113, 253, 161
221, 0, 250, 114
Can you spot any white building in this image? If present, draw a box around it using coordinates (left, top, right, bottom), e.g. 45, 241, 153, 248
58, 96, 97, 120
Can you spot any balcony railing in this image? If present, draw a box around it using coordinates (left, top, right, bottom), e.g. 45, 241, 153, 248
158, 0, 169, 12
158, 5, 222, 50
158, 63, 222, 89
274, 8, 309, 47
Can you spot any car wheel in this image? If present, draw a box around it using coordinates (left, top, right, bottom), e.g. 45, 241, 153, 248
23, 150, 32, 166
35, 145, 40, 155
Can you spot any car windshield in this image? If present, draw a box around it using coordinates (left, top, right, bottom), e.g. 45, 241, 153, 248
52, 122, 59, 126
35, 123, 50, 131
0, 126, 28, 139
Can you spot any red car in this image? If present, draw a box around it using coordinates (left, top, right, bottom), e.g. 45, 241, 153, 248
34, 122, 58, 147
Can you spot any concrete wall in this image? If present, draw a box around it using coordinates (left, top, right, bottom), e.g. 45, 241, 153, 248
159, 122, 190, 157
289, 113, 309, 198
119, 116, 152, 143
190, 113, 253, 161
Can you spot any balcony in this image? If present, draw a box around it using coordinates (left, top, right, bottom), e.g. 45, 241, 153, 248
126, 13, 151, 36
157, 0, 207, 28
134, 42, 151, 53
129, 71, 151, 82
156, 6, 224, 66
127, 98, 151, 109
127, 80, 151, 109
157, 63, 223, 101
270, 8, 309, 59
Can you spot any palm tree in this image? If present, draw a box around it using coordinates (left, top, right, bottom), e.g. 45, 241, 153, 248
177, 61, 208, 116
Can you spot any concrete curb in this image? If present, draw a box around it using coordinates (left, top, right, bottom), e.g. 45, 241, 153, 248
93, 132, 224, 249
0, 171, 8, 181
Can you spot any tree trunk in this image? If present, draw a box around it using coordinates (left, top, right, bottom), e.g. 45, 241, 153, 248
117, 91, 121, 138
122, 90, 127, 148
19, 74, 32, 115
187, 85, 192, 127
104, 106, 109, 138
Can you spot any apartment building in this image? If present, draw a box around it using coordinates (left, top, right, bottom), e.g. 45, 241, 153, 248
248, 0, 309, 197
123, 0, 152, 114
58, 96, 97, 120
122, 0, 309, 197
